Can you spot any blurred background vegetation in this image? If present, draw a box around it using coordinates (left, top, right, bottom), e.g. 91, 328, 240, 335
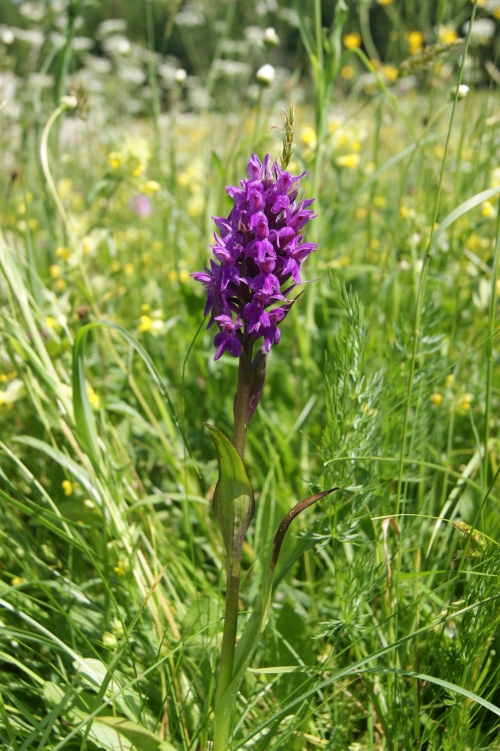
2, 1, 500, 750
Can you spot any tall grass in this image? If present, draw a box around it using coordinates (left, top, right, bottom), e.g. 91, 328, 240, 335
1, 0, 500, 749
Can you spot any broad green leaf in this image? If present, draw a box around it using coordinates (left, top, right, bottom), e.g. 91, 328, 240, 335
72, 321, 197, 472
43, 683, 134, 751
204, 423, 254, 575
95, 716, 178, 751
217, 488, 337, 714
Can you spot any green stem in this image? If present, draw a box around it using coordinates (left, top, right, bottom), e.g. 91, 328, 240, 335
214, 572, 241, 709
231, 338, 254, 458
213, 337, 254, 750
483, 197, 500, 503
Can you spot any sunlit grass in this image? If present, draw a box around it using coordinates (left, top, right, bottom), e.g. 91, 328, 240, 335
1, 0, 500, 749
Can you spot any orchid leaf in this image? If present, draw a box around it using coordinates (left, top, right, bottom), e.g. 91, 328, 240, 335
218, 488, 338, 716
204, 423, 254, 574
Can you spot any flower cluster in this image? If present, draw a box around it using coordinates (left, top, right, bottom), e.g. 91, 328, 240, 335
191, 154, 317, 360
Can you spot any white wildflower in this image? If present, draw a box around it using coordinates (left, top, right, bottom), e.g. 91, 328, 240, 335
256, 63, 275, 86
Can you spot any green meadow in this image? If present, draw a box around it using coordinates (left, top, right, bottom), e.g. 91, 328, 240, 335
1, 1, 500, 748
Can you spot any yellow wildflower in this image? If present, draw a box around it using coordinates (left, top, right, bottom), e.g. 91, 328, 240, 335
341, 65, 355, 80
152, 240, 163, 252
141, 252, 152, 265
406, 30, 424, 55
300, 126, 317, 149
49, 264, 61, 279
55, 246, 70, 260
114, 560, 125, 575
26, 191, 33, 202
62, 480, 73, 496
110, 259, 121, 273
355, 207, 367, 219
481, 201, 495, 218
494, 8, 500, 19
467, 234, 481, 252
87, 387, 100, 410
179, 269, 190, 284
141, 303, 151, 313
132, 163, 145, 178
445, 374, 455, 388
343, 32, 362, 50
55, 279, 67, 292
45, 316, 56, 329
373, 195, 387, 209
28, 218, 38, 230
168, 269, 178, 283
108, 152, 122, 169
139, 315, 152, 332
461, 393, 473, 410
336, 153, 360, 169
438, 26, 458, 45
430, 393, 443, 406
177, 171, 190, 187
143, 180, 161, 195
57, 178, 72, 201
0, 374, 7, 383
11, 577, 24, 587
400, 205, 408, 219
383, 65, 398, 82
124, 262, 135, 277
377, 0, 394, 4
17, 202, 26, 215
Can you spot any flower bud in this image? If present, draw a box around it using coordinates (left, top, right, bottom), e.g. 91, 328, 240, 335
256, 63, 275, 87
59, 95, 78, 111
102, 631, 118, 649
455, 84, 469, 99
263, 27, 280, 48
175, 68, 187, 83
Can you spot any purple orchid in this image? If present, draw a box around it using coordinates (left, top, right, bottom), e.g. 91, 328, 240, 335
191, 154, 317, 360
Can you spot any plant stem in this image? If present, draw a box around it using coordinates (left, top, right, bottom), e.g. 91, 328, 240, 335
213, 337, 254, 750
214, 572, 241, 707
231, 338, 254, 458
483, 196, 500, 502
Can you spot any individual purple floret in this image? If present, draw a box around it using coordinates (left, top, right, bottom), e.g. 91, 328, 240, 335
191, 154, 317, 359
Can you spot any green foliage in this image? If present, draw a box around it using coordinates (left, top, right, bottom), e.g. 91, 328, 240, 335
204, 423, 254, 575
2, 1, 500, 750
